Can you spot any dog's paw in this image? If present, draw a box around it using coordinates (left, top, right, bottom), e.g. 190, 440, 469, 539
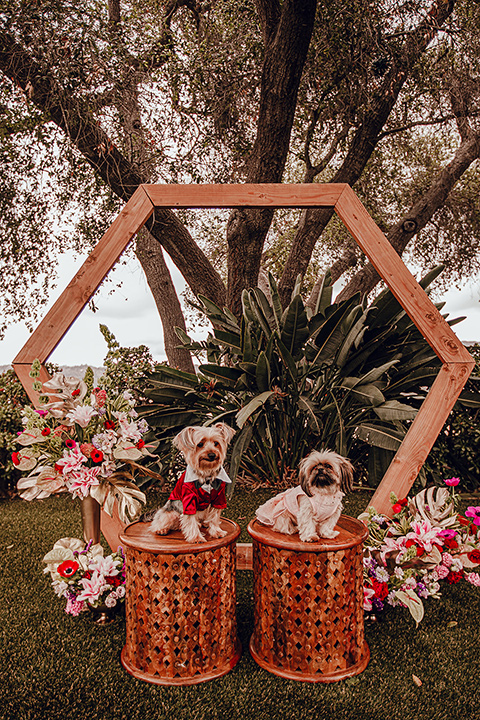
299, 532, 320, 543
191, 533, 207, 543
208, 527, 227, 539
321, 529, 339, 539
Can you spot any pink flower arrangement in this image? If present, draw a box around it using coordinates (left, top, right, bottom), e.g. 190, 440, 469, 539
43, 537, 125, 615
361, 478, 480, 624
14, 372, 156, 523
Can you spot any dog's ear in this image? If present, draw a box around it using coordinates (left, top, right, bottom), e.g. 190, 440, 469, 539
298, 455, 314, 497
214, 422, 236, 444
339, 458, 354, 493
173, 427, 197, 452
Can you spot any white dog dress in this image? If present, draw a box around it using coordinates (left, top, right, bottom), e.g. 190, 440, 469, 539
256, 486, 344, 527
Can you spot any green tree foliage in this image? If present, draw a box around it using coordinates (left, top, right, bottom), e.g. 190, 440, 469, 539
0, 368, 27, 495
2, 0, 480, 368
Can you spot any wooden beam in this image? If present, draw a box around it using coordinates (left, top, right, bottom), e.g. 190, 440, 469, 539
13, 187, 154, 365
369, 362, 473, 513
334, 186, 474, 366
143, 183, 345, 208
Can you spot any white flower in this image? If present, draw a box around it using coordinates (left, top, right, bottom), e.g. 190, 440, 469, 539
375, 567, 390, 582
51, 579, 69, 597
66, 405, 97, 428
394, 567, 405, 579
116, 585, 125, 598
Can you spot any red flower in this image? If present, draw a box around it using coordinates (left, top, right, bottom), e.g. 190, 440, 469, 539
72, 389, 81, 397
415, 545, 424, 557
406, 539, 416, 548
443, 538, 459, 550
41, 427, 51, 436
446, 570, 463, 584
57, 560, 80, 578
11, 452, 20, 466
467, 549, 480, 564
65, 439, 76, 449
91, 449, 104, 463
106, 575, 123, 587
392, 503, 403, 514
458, 515, 470, 527
370, 578, 389, 601
136, 439, 145, 449
104, 420, 115, 430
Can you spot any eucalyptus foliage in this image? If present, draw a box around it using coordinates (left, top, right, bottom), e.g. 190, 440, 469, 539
138, 269, 475, 488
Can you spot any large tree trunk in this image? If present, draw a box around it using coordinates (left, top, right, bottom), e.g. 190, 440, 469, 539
0, 27, 226, 369
226, 0, 317, 316
278, 0, 456, 307
136, 230, 195, 371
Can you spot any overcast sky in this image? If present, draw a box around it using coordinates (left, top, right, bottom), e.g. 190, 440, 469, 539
2, 251, 479, 370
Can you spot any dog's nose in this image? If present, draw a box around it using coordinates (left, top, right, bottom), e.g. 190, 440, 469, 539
207, 452, 217, 461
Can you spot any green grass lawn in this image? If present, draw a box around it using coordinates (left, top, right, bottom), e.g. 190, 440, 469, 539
1, 488, 479, 720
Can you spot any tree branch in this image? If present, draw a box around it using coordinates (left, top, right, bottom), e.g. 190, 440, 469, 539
0, 28, 226, 308
336, 127, 480, 302
278, 0, 456, 306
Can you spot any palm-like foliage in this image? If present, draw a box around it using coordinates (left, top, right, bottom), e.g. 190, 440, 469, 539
138, 269, 468, 488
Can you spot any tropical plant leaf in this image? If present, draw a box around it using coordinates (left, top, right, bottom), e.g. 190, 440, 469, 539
280, 294, 309, 358
213, 329, 242, 352
199, 364, 244, 385
349, 383, 385, 406
268, 272, 283, 332
228, 424, 253, 491
236, 391, 274, 428
275, 336, 298, 382
256, 351, 271, 393
374, 400, 418, 421
298, 396, 321, 434
314, 269, 333, 316
355, 423, 404, 450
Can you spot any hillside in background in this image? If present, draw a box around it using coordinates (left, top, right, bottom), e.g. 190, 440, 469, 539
1, 365, 105, 384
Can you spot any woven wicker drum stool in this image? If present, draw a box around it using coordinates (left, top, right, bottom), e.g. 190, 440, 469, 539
120, 518, 241, 685
248, 515, 369, 683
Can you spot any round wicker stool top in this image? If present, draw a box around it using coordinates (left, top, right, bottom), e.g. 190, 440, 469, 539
247, 514, 368, 551
120, 517, 241, 553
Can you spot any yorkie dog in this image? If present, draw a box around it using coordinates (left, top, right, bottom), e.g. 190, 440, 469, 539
255, 450, 354, 542
149, 422, 236, 543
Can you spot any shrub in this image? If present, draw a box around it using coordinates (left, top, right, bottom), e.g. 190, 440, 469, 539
0, 368, 28, 496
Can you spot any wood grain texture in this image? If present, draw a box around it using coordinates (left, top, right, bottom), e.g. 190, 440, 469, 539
335, 187, 473, 365
143, 183, 345, 208
369, 362, 473, 514
14, 187, 154, 364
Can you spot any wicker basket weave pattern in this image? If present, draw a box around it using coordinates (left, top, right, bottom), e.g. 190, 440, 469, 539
120, 520, 241, 685
248, 516, 370, 682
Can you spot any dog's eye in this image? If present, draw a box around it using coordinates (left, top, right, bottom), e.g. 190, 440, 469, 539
213, 441, 220, 447
197, 441, 204, 448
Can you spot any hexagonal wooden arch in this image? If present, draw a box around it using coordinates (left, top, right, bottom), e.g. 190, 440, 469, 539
13, 184, 475, 515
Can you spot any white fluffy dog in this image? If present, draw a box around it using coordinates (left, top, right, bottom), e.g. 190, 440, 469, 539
255, 450, 354, 542
149, 423, 236, 543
